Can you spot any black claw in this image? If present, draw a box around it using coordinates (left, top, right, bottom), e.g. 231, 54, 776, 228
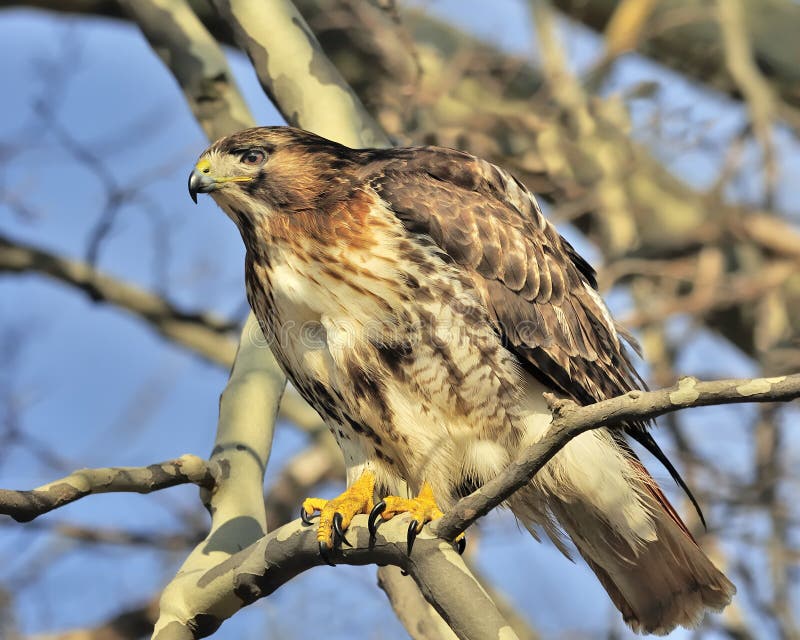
319, 541, 336, 566
300, 506, 314, 525
368, 501, 387, 539
332, 512, 352, 547
455, 536, 467, 555
407, 519, 419, 555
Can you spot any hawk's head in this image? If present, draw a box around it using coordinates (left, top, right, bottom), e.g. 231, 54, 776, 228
188, 126, 360, 225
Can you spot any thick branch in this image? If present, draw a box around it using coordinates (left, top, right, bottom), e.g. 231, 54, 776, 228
436, 373, 800, 539
120, 0, 253, 141
126, 2, 392, 638
113, 5, 288, 638
152, 516, 517, 640
0, 454, 215, 522
209, 0, 388, 148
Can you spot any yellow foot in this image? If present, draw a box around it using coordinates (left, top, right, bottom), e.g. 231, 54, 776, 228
368, 482, 465, 555
300, 470, 374, 565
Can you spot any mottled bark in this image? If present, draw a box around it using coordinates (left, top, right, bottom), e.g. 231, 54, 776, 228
120, 0, 253, 141
210, 0, 388, 148
117, 4, 288, 637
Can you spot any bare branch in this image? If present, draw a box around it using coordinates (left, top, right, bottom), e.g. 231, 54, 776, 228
0, 232, 237, 367
0, 454, 215, 522
552, 0, 800, 132
152, 314, 286, 637
145, 3, 398, 638
1, 517, 201, 549
0, 233, 325, 432
436, 373, 800, 539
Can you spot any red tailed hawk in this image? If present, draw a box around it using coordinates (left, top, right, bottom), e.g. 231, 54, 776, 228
189, 126, 734, 634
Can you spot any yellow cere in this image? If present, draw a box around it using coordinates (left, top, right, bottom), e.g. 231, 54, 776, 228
195, 158, 211, 173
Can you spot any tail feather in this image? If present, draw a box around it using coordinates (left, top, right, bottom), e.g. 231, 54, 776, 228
509, 426, 735, 635
552, 494, 734, 635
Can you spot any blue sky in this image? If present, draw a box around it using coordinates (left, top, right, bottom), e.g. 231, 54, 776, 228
1, 2, 797, 638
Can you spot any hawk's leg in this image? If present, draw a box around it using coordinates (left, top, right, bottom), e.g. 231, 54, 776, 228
300, 470, 375, 565
368, 482, 466, 555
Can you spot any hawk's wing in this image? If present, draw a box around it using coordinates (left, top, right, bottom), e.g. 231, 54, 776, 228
366, 146, 637, 405
363, 145, 703, 522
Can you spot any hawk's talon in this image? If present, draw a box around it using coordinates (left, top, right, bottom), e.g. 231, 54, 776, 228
300, 506, 315, 525
407, 519, 420, 554
319, 541, 336, 566
368, 500, 387, 539
456, 536, 467, 555
332, 512, 352, 547
302, 471, 375, 553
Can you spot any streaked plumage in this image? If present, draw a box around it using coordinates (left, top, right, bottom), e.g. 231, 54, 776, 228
190, 126, 734, 634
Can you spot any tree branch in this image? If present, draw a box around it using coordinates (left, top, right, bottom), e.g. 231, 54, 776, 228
552, 0, 800, 132
119, 0, 253, 141
123, 2, 395, 638
0, 232, 238, 367
3, 374, 796, 636
209, 0, 389, 148
0, 372, 800, 640
115, 5, 289, 638
717, 0, 779, 204
151, 516, 517, 640
0, 232, 326, 432
0, 454, 215, 522
435, 373, 800, 539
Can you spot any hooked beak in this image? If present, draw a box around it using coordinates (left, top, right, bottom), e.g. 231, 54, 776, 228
188, 160, 216, 204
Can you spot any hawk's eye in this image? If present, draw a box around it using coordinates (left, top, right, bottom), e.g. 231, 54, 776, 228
240, 149, 266, 166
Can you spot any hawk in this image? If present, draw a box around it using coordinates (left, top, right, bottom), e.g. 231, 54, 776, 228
189, 126, 734, 634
